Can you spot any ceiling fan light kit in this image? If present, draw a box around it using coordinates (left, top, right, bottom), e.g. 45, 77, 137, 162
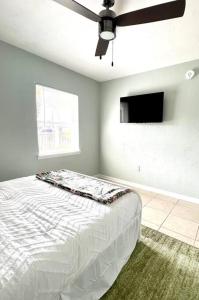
99, 9, 116, 41
53, 0, 186, 64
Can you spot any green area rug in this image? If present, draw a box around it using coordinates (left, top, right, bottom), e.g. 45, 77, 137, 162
101, 226, 199, 300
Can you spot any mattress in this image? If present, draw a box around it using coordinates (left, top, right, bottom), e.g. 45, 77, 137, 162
0, 175, 142, 300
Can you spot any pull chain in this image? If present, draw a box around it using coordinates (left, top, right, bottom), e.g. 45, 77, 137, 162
111, 40, 114, 67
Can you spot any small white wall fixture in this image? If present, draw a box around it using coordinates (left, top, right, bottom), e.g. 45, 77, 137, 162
185, 69, 195, 80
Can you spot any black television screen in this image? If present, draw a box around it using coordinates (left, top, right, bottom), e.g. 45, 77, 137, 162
120, 92, 164, 123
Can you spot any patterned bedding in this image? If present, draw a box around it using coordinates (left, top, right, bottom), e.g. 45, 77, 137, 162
36, 169, 131, 204
0, 174, 141, 300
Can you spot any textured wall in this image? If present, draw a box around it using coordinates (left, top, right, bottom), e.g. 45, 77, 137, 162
100, 60, 199, 198
0, 41, 100, 181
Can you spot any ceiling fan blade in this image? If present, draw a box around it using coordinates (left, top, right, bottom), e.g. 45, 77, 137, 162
95, 38, 109, 56
116, 0, 186, 27
53, 0, 101, 22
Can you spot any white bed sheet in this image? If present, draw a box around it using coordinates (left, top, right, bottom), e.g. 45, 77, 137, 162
0, 176, 142, 300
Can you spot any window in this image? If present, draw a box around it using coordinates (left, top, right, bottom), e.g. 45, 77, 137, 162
36, 85, 80, 158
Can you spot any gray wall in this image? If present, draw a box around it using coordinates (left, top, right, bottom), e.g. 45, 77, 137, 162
100, 60, 199, 198
1, 39, 199, 199
0, 41, 100, 181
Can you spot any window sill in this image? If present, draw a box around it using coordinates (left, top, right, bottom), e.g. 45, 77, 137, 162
38, 150, 81, 160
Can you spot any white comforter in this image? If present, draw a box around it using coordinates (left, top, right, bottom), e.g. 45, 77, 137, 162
0, 176, 141, 300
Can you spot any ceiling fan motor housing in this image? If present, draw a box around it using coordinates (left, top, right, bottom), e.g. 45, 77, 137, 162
102, 0, 115, 8
99, 9, 116, 41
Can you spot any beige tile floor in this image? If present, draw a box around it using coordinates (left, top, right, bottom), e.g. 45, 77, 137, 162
136, 190, 199, 248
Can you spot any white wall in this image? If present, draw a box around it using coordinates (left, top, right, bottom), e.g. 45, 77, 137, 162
0, 41, 100, 181
100, 60, 199, 198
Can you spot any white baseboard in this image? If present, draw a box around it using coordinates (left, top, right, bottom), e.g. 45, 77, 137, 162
96, 174, 199, 205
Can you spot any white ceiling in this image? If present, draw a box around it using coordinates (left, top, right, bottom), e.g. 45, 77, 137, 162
0, 0, 198, 81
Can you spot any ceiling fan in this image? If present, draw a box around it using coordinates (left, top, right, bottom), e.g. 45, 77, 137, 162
53, 0, 186, 59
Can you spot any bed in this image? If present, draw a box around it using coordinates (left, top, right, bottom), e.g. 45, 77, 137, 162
0, 172, 142, 300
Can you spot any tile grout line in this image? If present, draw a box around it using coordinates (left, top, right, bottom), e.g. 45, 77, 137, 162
158, 198, 196, 245
140, 192, 198, 247
142, 220, 195, 246
141, 193, 155, 208
159, 227, 195, 243
159, 200, 198, 246
143, 197, 179, 231
158, 199, 179, 231
107, 180, 199, 245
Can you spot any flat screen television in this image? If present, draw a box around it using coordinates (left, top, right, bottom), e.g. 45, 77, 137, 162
120, 92, 164, 123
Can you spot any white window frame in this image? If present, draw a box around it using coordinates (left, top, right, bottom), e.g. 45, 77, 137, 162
35, 84, 81, 159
